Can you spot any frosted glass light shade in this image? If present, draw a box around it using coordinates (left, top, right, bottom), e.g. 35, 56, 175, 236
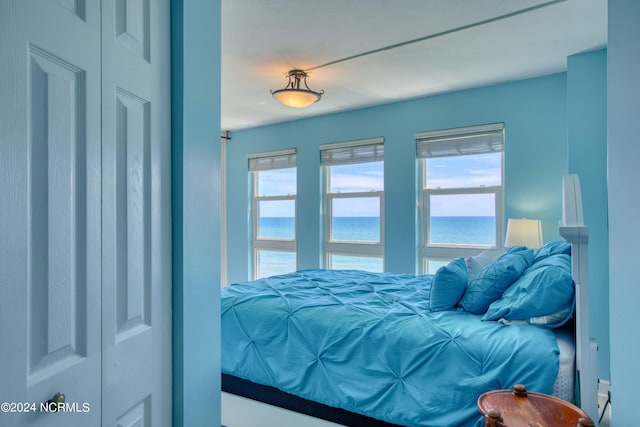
271, 89, 321, 108
505, 218, 543, 249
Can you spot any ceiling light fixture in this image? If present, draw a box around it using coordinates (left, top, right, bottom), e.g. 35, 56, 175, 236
271, 69, 324, 108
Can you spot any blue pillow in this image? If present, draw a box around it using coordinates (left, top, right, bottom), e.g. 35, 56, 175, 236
459, 249, 534, 314
429, 257, 467, 311
533, 240, 571, 263
504, 245, 528, 254
482, 254, 575, 327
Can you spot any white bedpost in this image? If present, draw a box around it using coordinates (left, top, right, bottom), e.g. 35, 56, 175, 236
558, 175, 599, 423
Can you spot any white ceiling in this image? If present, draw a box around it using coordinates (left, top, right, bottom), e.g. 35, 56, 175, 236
221, 0, 607, 131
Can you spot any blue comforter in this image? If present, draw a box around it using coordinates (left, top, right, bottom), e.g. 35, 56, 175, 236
221, 269, 560, 427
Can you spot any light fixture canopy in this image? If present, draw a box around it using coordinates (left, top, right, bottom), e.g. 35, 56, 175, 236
505, 218, 543, 249
271, 69, 324, 108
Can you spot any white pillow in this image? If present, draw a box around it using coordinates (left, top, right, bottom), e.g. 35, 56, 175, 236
465, 250, 496, 281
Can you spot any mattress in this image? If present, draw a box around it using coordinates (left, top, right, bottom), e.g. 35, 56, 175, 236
221, 269, 563, 427
552, 326, 576, 402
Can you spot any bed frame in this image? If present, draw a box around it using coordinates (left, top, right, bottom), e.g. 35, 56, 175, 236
222, 374, 401, 427
222, 174, 599, 425
559, 174, 599, 422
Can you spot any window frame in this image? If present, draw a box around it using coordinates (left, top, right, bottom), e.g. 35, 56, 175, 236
320, 138, 385, 271
416, 124, 505, 274
323, 191, 385, 257
248, 149, 297, 279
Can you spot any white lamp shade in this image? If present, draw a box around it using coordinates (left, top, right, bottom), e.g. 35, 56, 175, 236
505, 218, 543, 249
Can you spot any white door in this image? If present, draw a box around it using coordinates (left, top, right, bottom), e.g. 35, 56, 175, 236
100, 0, 172, 425
0, 1, 171, 426
0, 1, 102, 426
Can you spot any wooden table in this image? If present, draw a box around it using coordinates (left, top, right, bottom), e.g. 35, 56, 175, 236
477, 384, 595, 427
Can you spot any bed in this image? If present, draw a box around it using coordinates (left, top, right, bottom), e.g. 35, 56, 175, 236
221, 175, 598, 426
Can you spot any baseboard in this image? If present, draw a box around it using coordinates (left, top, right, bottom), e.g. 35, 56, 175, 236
598, 379, 610, 398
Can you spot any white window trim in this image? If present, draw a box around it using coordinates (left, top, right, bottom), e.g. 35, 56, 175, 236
419, 186, 503, 249
324, 191, 384, 258
416, 124, 505, 274
321, 138, 385, 270
252, 194, 297, 248
249, 149, 297, 279
220, 133, 228, 286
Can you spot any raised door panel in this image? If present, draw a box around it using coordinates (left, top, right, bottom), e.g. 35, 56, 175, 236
115, 0, 150, 61
114, 87, 152, 342
28, 46, 89, 380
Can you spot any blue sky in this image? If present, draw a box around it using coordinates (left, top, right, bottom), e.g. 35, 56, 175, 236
426, 154, 501, 190
257, 153, 500, 217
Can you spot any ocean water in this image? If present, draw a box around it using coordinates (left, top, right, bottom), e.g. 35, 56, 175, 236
429, 216, 495, 246
257, 216, 495, 277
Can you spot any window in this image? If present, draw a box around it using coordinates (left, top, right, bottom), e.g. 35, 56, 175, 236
416, 124, 504, 273
321, 138, 384, 271
249, 150, 296, 279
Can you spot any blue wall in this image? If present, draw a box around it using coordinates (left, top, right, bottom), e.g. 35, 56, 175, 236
227, 73, 568, 283
171, 0, 221, 426
567, 49, 609, 380
608, 1, 640, 424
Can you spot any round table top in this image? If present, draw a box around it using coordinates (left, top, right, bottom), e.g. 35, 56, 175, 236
477, 384, 594, 427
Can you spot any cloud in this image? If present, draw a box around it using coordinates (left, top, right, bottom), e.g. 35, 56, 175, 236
258, 169, 296, 196
430, 193, 495, 216
330, 170, 383, 192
